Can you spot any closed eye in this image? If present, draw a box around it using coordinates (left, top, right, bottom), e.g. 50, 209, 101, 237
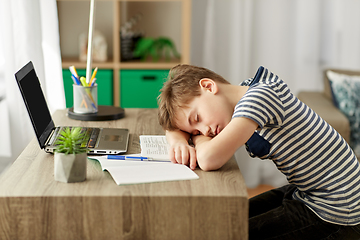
195, 114, 199, 122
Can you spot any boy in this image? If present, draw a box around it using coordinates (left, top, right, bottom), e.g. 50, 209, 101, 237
158, 64, 360, 239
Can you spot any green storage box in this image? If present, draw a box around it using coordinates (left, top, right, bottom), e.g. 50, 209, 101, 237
62, 69, 113, 108
120, 70, 169, 108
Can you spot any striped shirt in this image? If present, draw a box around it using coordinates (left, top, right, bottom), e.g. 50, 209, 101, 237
233, 66, 360, 225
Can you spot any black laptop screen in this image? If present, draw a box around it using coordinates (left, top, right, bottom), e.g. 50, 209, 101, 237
15, 62, 53, 146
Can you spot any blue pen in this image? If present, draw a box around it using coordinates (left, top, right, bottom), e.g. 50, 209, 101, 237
90, 78, 97, 86
71, 74, 81, 85
107, 155, 151, 161
91, 102, 97, 111
71, 75, 79, 85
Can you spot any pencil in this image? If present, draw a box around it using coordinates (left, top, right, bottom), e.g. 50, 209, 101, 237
89, 67, 98, 86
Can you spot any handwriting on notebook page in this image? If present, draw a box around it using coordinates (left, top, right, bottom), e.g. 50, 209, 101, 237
139, 135, 169, 160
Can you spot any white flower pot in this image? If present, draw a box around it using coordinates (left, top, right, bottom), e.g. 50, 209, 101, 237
54, 152, 87, 183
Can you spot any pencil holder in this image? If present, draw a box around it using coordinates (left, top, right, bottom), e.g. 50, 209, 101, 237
73, 84, 98, 114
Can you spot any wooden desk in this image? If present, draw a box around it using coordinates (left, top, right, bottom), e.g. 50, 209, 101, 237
0, 109, 248, 240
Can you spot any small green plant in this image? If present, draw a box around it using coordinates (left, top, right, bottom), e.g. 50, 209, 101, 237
54, 127, 87, 154
133, 37, 180, 62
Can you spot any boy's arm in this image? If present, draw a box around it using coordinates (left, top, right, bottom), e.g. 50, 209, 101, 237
165, 130, 197, 170
192, 117, 258, 171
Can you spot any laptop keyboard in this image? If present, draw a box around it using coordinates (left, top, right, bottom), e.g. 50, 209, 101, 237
80, 128, 100, 148
80, 128, 93, 148
88, 128, 100, 148
49, 127, 100, 149
48, 127, 60, 146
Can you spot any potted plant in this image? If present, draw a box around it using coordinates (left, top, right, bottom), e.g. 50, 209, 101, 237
54, 127, 87, 183
133, 37, 180, 62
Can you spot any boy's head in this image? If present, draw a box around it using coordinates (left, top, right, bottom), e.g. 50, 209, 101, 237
158, 64, 230, 131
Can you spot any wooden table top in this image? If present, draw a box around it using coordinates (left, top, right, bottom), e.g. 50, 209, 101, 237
0, 108, 248, 199
0, 108, 248, 240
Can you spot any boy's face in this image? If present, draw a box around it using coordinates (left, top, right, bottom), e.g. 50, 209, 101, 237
175, 79, 234, 137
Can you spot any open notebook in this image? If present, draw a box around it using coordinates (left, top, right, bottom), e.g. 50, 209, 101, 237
89, 135, 199, 185
89, 156, 199, 185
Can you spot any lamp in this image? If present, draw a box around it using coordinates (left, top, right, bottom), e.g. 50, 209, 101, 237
68, 0, 125, 121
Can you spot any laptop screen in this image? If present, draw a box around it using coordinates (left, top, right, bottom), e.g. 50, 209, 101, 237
15, 61, 54, 147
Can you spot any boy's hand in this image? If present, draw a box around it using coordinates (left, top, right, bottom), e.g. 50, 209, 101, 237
169, 141, 197, 170
166, 130, 197, 170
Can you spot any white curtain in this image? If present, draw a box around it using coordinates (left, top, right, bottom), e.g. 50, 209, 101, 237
191, 0, 360, 188
0, 0, 64, 169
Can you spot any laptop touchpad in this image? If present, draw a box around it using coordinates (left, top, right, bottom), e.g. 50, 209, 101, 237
105, 135, 123, 142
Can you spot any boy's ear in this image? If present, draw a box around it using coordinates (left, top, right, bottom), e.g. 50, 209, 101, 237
199, 78, 218, 94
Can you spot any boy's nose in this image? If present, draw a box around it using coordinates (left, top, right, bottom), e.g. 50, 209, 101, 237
202, 126, 212, 137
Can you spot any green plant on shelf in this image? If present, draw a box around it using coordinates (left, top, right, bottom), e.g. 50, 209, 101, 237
133, 37, 180, 62
54, 127, 87, 155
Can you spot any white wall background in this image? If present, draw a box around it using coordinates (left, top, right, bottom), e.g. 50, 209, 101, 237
0, 0, 64, 174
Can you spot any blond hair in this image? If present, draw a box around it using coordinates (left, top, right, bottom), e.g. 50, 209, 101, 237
158, 64, 230, 130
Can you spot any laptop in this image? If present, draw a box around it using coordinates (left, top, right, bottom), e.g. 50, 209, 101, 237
15, 61, 129, 155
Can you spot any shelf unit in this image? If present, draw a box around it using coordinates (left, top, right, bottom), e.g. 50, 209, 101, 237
57, 0, 191, 107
